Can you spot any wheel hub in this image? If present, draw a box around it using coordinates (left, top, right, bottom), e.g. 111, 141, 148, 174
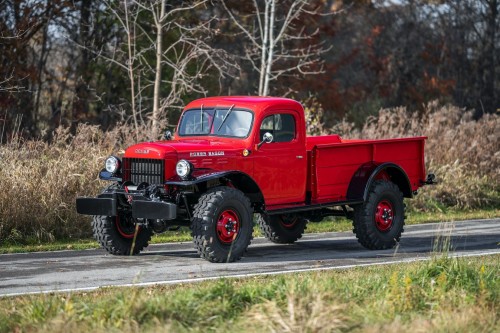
217, 210, 240, 244
115, 215, 138, 239
225, 220, 236, 232
279, 215, 298, 229
374, 200, 394, 232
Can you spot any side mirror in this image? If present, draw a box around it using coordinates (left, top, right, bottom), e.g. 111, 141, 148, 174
257, 132, 273, 149
164, 130, 173, 140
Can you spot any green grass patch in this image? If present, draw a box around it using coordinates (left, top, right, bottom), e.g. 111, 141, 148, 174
0, 254, 498, 333
1, 208, 498, 254
406, 207, 500, 225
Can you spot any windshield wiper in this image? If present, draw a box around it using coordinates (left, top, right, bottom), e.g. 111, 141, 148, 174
200, 104, 204, 132
216, 104, 235, 132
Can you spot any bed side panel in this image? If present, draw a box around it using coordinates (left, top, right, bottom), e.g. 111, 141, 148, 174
311, 138, 426, 202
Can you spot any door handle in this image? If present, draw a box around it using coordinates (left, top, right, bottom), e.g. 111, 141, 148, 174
296, 156, 303, 159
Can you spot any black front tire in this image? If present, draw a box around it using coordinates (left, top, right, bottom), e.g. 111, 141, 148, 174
191, 187, 253, 263
257, 214, 307, 244
92, 214, 152, 255
353, 180, 405, 250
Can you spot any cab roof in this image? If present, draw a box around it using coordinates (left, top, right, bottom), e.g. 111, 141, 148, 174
184, 96, 303, 114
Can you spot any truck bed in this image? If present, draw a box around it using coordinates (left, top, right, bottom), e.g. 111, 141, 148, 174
306, 136, 426, 203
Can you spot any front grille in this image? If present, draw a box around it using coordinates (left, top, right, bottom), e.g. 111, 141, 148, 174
122, 158, 165, 185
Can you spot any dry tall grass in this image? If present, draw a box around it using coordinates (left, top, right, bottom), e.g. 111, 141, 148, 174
323, 102, 500, 210
0, 103, 498, 243
0, 124, 150, 244
246, 291, 346, 333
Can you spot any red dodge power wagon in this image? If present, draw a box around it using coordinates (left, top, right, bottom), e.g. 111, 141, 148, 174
76, 97, 435, 262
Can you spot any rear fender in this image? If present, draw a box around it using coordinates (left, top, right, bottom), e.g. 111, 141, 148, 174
347, 162, 412, 201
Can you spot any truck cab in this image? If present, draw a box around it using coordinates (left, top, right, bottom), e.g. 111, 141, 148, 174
170, 96, 308, 206
76, 96, 434, 263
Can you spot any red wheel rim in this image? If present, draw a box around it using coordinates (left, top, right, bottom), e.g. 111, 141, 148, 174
279, 215, 298, 229
115, 215, 137, 239
374, 200, 394, 232
216, 210, 240, 244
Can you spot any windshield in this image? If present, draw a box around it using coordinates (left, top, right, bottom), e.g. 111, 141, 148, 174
178, 107, 253, 138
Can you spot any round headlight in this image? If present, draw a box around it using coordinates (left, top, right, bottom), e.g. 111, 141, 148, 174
176, 159, 192, 178
105, 156, 121, 174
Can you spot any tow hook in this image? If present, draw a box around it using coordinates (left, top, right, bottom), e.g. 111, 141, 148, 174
422, 173, 437, 185
124, 186, 133, 203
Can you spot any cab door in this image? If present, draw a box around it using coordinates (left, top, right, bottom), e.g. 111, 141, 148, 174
252, 111, 307, 206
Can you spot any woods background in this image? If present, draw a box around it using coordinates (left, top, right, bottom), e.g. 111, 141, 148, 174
1, 0, 498, 141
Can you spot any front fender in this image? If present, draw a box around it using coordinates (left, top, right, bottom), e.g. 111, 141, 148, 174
99, 169, 122, 182
166, 170, 264, 204
165, 170, 237, 186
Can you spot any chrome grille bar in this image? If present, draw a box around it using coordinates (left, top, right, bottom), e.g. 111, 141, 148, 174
122, 158, 165, 185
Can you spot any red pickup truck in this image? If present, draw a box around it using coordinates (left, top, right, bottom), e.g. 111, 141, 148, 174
76, 97, 434, 262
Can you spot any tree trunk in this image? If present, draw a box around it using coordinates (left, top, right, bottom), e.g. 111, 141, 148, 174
34, 17, 50, 136
262, 0, 276, 97
74, 0, 91, 130
258, 0, 270, 96
124, 2, 139, 138
152, 0, 166, 138
480, 0, 498, 114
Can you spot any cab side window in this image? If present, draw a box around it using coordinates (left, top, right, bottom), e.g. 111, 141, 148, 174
260, 114, 296, 143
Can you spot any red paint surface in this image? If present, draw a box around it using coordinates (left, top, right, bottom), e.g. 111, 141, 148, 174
216, 209, 240, 244
375, 200, 394, 231
309, 137, 426, 202
122, 96, 427, 208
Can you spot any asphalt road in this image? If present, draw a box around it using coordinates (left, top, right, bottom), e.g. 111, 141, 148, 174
1, 218, 499, 297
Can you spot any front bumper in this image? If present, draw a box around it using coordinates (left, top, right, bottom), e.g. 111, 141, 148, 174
76, 195, 177, 220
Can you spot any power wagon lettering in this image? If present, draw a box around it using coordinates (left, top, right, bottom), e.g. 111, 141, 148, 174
190, 151, 225, 157
76, 97, 435, 263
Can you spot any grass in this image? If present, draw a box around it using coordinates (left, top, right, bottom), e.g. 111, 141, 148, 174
406, 208, 500, 225
0, 254, 497, 332
1, 208, 498, 254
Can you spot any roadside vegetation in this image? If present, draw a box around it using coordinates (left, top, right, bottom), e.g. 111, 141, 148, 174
0, 254, 497, 332
0, 103, 498, 249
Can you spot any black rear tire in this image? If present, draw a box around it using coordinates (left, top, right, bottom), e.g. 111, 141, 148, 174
353, 180, 405, 250
92, 214, 152, 255
191, 187, 253, 263
257, 214, 307, 244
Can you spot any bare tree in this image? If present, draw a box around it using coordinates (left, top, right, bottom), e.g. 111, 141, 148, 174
0, 0, 59, 138
95, 0, 236, 138
0, 72, 25, 93
99, 0, 142, 138
135, 0, 217, 135
221, 0, 329, 96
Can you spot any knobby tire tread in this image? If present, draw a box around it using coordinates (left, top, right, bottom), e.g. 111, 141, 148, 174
353, 180, 405, 250
257, 214, 307, 244
191, 187, 253, 263
92, 215, 152, 255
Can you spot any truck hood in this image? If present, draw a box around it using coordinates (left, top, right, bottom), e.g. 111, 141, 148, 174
124, 139, 247, 159
123, 139, 249, 181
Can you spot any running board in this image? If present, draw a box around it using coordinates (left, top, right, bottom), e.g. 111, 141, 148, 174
266, 200, 364, 215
